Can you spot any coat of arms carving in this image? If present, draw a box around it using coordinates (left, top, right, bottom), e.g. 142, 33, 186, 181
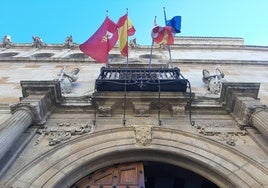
134, 126, 152, 146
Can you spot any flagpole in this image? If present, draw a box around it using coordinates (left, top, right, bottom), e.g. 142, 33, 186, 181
106, 10, 109, 67
126, 8, 129, 68
149, 39, 154, 68
149, 16, 157, 68
163, 7, 173, 68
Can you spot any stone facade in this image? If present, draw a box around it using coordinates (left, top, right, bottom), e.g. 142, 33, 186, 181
0, 36, 268, 187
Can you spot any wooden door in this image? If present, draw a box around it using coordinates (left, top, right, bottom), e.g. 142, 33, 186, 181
72, 162, 145, 188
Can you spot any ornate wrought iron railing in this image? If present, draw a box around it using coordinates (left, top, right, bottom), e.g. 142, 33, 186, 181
95, 67, 188, 92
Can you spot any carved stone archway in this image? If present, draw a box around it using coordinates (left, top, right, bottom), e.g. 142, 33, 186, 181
4, 127, 268, 188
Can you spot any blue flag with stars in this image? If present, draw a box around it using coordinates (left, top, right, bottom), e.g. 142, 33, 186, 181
166, 16, 181, 33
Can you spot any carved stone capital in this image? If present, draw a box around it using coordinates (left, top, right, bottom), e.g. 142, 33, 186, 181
10, 101, 48, 125
250, 108, 268, 136
10, 81, 62, 125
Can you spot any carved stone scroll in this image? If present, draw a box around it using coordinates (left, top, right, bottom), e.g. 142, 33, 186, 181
36, 121, 92, 146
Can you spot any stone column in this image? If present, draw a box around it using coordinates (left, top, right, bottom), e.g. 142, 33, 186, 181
250, 109, 268, 137
0, 80, 62, 161
0, 109, 33, 160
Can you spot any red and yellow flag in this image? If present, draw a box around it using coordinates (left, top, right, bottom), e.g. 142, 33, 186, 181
117, 14, 136, 56
151, 25, 174, 45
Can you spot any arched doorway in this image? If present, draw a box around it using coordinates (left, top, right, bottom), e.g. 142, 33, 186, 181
72, 161, 219, 188
5, 127, 268, 188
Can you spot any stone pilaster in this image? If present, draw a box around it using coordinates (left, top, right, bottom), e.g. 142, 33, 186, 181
250, 109, 268, 137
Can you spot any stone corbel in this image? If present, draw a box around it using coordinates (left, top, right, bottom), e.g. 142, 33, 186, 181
171, 104, 185, 116
133, 102, 150, 117
97, 105, 112, 117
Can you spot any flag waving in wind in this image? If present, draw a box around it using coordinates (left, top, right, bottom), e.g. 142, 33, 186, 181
151, 16, 174, 45
166, 16, 181, 33
163, 7, 182, 34
79, 16, 118, 63
151, 26, 174, 45
117, 13, 136, 56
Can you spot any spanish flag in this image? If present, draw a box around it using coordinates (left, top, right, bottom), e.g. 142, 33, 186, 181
117, 14, 136, 56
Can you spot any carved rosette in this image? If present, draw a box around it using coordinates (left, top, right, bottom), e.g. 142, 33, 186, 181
134, 126, 152, 146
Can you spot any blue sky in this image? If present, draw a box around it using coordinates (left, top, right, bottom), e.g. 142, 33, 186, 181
1, 0, 268, 46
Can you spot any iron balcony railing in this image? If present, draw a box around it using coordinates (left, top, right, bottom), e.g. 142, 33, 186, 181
95, 67, 188, 92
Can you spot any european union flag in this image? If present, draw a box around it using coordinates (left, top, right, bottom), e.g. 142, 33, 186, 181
166, 16, 181, 33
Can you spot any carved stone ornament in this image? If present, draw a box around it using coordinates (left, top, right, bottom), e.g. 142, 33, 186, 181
35, 121, 92, 146
202, 68, 225, 94
32, 36, 46, 48
171, 105, 185, 116
134, 126, 152, 146
55, 66, 80, 94
2, 35, 12, 48
195, 121, 247, 147
63, 35, 74, 48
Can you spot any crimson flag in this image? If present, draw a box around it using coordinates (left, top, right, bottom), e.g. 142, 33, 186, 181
151, 26, 174, 45
79, 16, 118, 63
